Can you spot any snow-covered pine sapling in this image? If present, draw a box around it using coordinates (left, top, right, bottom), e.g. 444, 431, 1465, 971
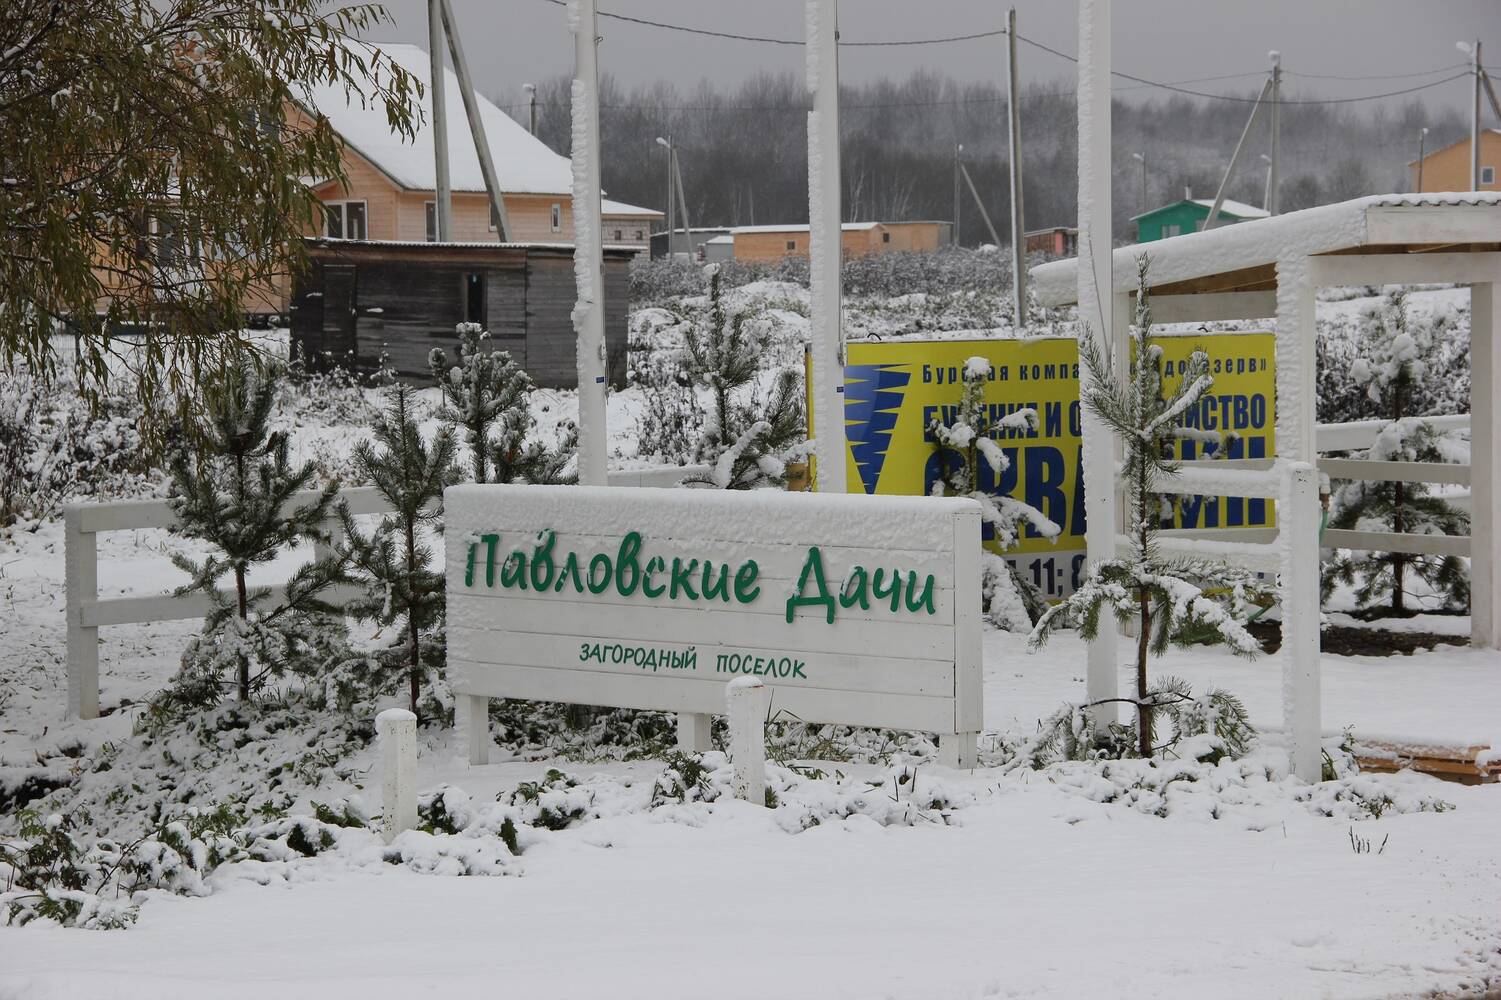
335, 384, 458, 717
1321, 290, 1470, 612
681, 264, 806, 489
1029, 256, 1267, 759
429, 323, 576, 485
167, 360, 344, 705
927, 357, 1059, 629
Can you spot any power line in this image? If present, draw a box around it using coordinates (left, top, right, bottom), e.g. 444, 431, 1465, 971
1287, 63, 1468, 81
537, 0, 1476, 108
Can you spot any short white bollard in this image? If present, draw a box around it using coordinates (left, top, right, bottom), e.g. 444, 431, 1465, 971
375, 709, 418, 843
726, 677, 769, 806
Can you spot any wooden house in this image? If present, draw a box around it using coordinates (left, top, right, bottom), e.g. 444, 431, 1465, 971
728, 221, 952, 263
1408, 129, 1501, 193
289, 239, 632, 389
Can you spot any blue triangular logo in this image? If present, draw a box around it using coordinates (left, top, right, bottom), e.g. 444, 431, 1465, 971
844, 363, 911, 494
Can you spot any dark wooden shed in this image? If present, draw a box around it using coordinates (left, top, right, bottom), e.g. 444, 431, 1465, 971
289, 239, 631, 388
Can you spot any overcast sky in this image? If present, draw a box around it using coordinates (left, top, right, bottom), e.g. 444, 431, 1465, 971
366, 0, 1497, 113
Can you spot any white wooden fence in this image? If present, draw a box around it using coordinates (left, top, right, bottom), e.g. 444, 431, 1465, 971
64, 465, 706, 719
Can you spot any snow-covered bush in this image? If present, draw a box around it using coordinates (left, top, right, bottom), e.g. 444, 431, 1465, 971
630, 346, 707, 466
0, 370, 153, 531
430, 323, 574, 485
928, 355, 1059, 630
678, 265, 806, 489
1320, 290, 1470, 613
161, 360, 347, 712
1315, 290, 1470, 424
1031, 258, 1268, 758
330, 384, 457, 719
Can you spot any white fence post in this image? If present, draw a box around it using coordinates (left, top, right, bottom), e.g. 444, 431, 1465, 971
726, 678, 768, 806
1470, 280, 1498, 648
376, 708, 418, 841
1281, 462, 1323, 781
676, 712, 713, 753
465, 694, 490, 765
64, 505, 99, 720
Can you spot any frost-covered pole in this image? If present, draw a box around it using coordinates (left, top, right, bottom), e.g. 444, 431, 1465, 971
806, 0, 846, 493
1076, 0, 1118, 731
1006, 7, 1027, 325
569, 0, 609, 486
726, 678, 769, 805
427, 0, 452, 241
376, 709, 418, 842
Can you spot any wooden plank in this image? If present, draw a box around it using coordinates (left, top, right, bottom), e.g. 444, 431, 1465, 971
1322, 528, 1470, 558
449, 629, 958, 698
449, 594, 956, 661
1363, 205, 1501, 247
1316, 414, 1469, 453
450, 660, 959, 733
1147, 290, 1277, 323
1125, 534, 1281, 572
1320, 458, 1470, 486
1309, 251, 1501, 287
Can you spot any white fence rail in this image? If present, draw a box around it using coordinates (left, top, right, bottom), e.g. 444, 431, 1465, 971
64, 465, 706, 719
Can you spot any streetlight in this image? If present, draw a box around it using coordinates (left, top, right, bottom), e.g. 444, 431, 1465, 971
1259, 153, 1273, 211
1416, 126, 1430, 192
1131, 152, 1147, 213
522, 83, 537, 136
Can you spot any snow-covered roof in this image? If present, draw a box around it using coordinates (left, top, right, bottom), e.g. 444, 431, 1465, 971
1033, 192, 1501, 307
1129, 198, 1268, 222
730, 222, 882, 234
303, 44, 573, 196
705, 234, 735, 245
601, 199, 663, 218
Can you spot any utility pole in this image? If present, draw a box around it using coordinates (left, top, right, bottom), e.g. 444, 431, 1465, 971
1416, 127, 1429, 192
806, 0, 846, 494
1460, 40, 1482, 189
672, 144, 692, 256
1259, 154, 1272, 210
1267, 50, 1281, 215
1131, 152, 1146, 214
657, 136, 675, 256
427, 0, 452, 241
570, 0, 608, 487
524, 83, 537, 136
1006, 6, 1027, 325
953, 143, 963, 247
958, 161, 1001, 246
1202, 74, 1273, 231
439, 0, 510, 240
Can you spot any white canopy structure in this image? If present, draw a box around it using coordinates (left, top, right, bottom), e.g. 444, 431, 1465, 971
1032, 191, 1501, 778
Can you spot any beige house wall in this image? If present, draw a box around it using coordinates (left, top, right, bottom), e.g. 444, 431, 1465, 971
1411, 132, 1501, 192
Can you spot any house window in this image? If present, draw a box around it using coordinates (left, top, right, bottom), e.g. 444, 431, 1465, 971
1484, 166, 1496, 185
425, 202, 436, 242
635, 229, 644, 241
325, 201, 366, 240
882, 232, 891, 243
785, 240, 796, 251
1163, 223, 1182, 238
464, 272, 486, 327
551, 203, 562, 233
613, 229, 623, 241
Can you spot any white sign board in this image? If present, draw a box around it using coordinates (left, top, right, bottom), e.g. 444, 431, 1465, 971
446, 485, 983, 766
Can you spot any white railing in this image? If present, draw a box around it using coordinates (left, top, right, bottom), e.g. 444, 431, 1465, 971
64, 465, 707, 719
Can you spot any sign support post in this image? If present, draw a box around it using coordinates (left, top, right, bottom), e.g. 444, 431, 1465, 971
806, 0, 847, 494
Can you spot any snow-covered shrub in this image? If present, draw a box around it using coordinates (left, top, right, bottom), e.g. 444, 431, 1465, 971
161, 360, 347, 712
1320, 291, 1470, 613
506, 769, 593, 831
928, 355, 1059, 630
0, 370, 152, 531
678, 265, 806, 489
1315, 290, 1470, 424
329, 384, 457, 719
430, 323, 574, 485
1031, 258, 1269, 757
630, 346, 706, 466
650, 751, 720, 805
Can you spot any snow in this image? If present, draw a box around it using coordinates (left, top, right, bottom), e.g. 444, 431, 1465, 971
1191, 197, 1270, 219
1032, 191, 1501, 307
600, 198, 660, 218
301, 44, 572, 195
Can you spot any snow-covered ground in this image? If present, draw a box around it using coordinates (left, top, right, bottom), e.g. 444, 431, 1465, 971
1, 285, 1498, 998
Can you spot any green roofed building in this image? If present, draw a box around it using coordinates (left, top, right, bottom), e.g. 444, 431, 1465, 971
1132, 197, 1269, 243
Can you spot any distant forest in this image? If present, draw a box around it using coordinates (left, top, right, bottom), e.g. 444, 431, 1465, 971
505, 71, 1471, 244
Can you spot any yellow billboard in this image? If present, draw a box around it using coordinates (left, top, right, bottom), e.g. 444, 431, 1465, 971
832, 333, 1276, 599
